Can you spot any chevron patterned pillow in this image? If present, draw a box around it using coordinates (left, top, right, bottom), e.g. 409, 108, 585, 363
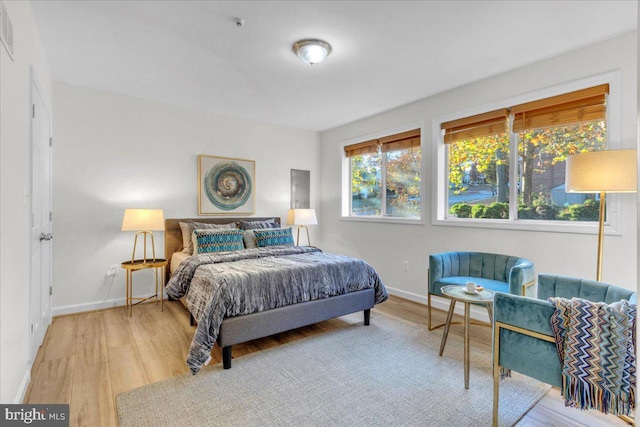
193, 229, 244, 254
253, 228, 295, 247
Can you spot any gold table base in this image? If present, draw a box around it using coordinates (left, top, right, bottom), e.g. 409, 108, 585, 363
121, 259, 167, 317
438, 285, 495, 389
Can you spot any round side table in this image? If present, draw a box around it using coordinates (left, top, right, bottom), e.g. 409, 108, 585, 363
121, 258, 168, 317
439, 284, 495, 389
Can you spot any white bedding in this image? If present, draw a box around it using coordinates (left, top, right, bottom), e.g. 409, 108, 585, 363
170, 251, 190, 274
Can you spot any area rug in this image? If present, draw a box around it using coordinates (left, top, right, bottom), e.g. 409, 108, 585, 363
117, 313, 549, 427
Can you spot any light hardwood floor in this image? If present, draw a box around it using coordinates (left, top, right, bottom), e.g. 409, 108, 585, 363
24, 296, 631, 427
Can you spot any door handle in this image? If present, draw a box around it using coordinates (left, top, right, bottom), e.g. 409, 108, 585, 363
39, 232, 53, 241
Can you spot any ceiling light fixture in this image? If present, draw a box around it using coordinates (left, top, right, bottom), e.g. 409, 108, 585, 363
292, 39, 332, 66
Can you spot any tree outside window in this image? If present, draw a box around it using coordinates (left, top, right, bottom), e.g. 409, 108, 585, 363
445, 84, 609, 223
385, 146, 421, 218
351, 153, 381, 216
347, 129, 422, 219
447, 121, 606, 221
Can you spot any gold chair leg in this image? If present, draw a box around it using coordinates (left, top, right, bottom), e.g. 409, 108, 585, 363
428, 292, 431, 329
464, 301, 471, 389
493, 324, 500, 427
427, 271, 435, 330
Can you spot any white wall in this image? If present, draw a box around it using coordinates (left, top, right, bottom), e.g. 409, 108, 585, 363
0, 1, 52, 403
51, 83, 320, 313
319, 32, 638, 306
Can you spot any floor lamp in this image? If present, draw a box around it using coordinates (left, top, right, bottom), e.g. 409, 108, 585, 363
565, 149, 637, 281
286, 208, 318, 246
121, 209, 165, 263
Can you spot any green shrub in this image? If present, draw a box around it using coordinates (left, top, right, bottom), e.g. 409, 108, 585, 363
471, 204, 486, 218
558, 199, 600, 221
518, 204, 537, 219
452, 199, 600, 221
534, 204, 558, 220
449, 203, 472, 218
482, 202, 509, 219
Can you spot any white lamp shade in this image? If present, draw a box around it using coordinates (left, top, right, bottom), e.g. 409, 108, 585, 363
121, 209, 165, 231
565, 149, 637, 193
286, 209, 318, 226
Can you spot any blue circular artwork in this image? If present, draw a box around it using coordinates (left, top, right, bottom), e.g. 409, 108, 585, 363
203, 162, 252, 210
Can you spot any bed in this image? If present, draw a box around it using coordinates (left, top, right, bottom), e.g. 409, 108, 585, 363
164, 217, 388, 374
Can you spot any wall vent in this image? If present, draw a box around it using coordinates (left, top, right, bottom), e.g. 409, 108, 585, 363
0, 1, 15, 61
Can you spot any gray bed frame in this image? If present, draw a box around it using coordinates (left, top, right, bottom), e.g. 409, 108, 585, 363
164, 217, 375, 369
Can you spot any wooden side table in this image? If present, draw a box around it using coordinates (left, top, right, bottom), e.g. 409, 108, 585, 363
121, 258, 168, 317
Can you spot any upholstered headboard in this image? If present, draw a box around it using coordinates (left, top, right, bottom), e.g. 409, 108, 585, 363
164, 217, 281, 282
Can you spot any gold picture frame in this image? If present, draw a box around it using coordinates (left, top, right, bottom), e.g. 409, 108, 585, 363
198, 155, 256, 215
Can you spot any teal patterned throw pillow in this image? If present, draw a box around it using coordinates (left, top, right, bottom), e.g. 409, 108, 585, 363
193, 229, 244, 254
253, 228, 295, 247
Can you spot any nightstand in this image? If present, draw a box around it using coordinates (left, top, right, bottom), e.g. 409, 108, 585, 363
121, 258, 168, 317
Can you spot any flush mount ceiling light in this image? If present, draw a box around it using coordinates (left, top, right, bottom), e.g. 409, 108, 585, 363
292, 39, 332, 66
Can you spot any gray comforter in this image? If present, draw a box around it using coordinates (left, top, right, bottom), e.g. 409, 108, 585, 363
165, 246, 388, 374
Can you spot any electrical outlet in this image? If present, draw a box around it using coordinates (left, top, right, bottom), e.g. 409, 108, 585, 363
106, 264, 118, 277
402, 260, 409, 271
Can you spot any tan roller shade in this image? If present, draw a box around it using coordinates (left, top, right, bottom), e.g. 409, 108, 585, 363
512, 84, 609, 132
344, 139, 380, 157
441, 109, 509, 144
344, 128, 421, 157
380, 129, 421, 153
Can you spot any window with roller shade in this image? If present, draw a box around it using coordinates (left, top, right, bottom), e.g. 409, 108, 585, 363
443, 84, 608, 222
345, 128, 421, 219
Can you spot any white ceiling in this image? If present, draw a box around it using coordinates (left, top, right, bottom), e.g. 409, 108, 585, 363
31, 1, 637, 132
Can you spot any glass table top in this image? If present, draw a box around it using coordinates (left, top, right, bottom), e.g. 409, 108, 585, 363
441, 285, 495, 303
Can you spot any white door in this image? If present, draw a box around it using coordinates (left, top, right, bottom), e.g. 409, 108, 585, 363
29, 79, 52, 363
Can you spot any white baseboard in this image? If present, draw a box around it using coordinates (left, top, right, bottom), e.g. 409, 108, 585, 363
384, 286, 491, 323
52, 297, 127, 316
54, 287, 490, 323
384, 286, 429, 305
14, 368, 30, 404
52, 292, 170, 317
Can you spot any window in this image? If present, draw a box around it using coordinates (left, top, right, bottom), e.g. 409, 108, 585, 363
441, 84, 609, 225
444, 109, 511, 219
345, 128, 422, 220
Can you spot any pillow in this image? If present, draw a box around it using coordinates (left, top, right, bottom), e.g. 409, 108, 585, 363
243, 230, 258, 249
179, 221, 238, 254
192, 229, 244, 254
253, 228, 295, 247
239, 218, 279, 230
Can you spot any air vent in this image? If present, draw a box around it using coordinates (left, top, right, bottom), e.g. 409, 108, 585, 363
1, 1, 15, 60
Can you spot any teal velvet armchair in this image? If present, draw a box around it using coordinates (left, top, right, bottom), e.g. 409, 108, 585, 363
492, 274, 637, 426
428, 252, 535, 330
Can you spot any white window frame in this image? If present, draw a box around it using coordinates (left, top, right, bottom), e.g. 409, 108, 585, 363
341, 121, 426, 225
432, 72, 623, 235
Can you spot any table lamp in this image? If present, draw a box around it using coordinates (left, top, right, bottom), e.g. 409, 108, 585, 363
286, 208, 318, 246
121, 208, 165, 263
565, 149, 637, 281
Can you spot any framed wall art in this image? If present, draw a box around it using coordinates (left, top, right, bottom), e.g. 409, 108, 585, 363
198, 155, 256, 215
